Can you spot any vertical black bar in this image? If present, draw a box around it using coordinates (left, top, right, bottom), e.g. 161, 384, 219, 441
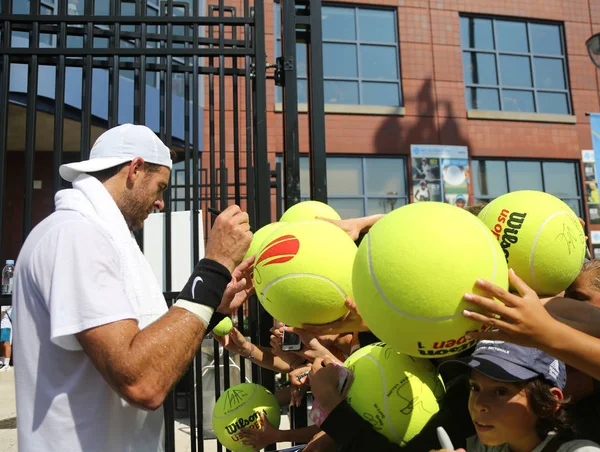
0, 0, 11, 260
244, 0, 255, 231
208, 13, 217, 210
218, 2, 227, 211
164, 0, 173, 295
281, 0, 300, 210
232, 15, 241, 207
307, 0, 327, 202
253, 0, 270, 228
108, 0, 120, 129
23, 0, 40, 238
134, 0, 147, 126
53, 0, 67, 195
80, 0, 94, 159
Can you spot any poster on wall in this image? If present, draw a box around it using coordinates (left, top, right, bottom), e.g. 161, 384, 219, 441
582, 150, 600, 225
410, 145, 470, 208
591, 231, 600, 259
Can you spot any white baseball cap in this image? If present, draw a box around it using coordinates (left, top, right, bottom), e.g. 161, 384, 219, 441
59, 123, 173, 182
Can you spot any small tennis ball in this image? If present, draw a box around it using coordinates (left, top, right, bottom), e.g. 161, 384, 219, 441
212, 383, 281, 452
344, 343, 445, 445
212, 317, 233, 336
280, 200, 341, 222
352, 202, 508, 357
478, 190, 586, 296
254, 221, 357, 327
244, 222, 286, 260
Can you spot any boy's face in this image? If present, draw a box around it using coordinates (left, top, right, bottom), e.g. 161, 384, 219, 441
468, 371, 539, 448
565, 271, 600, 307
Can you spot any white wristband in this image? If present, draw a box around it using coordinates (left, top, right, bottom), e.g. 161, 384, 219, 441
173, 299, 214, 328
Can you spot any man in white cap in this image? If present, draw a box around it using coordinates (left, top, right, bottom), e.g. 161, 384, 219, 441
11, 124, 253, 451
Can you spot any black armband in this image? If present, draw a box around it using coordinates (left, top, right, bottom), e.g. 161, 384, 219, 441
207, 311, 228, 332
177, 258, 232, 310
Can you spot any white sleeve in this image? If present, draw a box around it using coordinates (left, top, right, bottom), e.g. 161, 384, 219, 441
36, 221, 138, 351
559, 440, 600, 452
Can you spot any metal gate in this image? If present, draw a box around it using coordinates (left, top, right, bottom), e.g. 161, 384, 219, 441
0, 0, 327, 450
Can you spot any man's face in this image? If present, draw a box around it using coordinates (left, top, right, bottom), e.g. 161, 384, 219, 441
122, 165, 170, 231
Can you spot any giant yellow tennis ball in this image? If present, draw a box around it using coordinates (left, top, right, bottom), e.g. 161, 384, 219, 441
280, 200, 341, 222
344, 343, 445, 445
244, 222, 286, 260
212, 317, 233, 336
254, 221, 356, 326
212, 383, 281, 452
478, 190, 586, 296
353, 202, 508, 357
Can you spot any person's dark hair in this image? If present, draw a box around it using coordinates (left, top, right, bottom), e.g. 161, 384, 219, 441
88, 160, 170, 183
465, 202, 488, 217
517, 378, 575, 440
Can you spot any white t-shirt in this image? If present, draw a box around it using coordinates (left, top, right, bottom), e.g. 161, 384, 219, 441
13, 210, 169, 452
466, 433, 600, 452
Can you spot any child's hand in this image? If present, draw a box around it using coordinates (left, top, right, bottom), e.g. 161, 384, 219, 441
240, 412, 281, 450
462, 269, 561, 348
283, 326, 339, 364
303, 431, 336, 452
301, 297, 369, 335
214, 327, 251, 356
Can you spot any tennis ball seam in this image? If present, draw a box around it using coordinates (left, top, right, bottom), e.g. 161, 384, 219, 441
366, 212, 501, 322
529, 211, 577, 294
260, 273, 349, 304
212, 384, 258, 419
362, 354, 402, 444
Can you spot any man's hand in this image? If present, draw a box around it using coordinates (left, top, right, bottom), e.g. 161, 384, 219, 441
205, 205, 252, 272
462, 269, 562, 347
302, 298, 368, 335
217, 255, 255, 315
309, 358, 345, 414
240, 412, 281, 451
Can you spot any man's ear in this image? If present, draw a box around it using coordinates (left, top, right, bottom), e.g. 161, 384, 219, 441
126, 157, 146, 184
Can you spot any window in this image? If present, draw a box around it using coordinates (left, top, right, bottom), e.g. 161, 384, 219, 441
274, 3, 402, 106
460, 16, 571, 115
472, 159, 582, 216
281, 156, 408, 218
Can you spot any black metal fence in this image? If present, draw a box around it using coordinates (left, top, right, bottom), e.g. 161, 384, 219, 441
0, 0, 327, 450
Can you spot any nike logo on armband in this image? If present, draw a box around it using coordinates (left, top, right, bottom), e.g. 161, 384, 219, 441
191, 276, 204, 299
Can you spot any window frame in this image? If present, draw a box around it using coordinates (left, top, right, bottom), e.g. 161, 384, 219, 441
279, 154, 410, 217
274, 2, 403, 107
460, 14, 572, 115
471, 157, 583, 216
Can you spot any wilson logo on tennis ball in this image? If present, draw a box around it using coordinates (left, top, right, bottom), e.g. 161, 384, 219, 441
224, 410, 267, 436
491, 209, 527, 260
255, 235, 300, 267
416, 326, 490, 356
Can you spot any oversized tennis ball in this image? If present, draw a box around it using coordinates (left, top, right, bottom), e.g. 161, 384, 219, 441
478, 190, 586, 296
353, 202, 508, 357
244, 222, 286, 260
212, 383, 281, 452
212, 317, 233, 336
280, 200, 341, 222
344, 343, 445, 445
254, 221, 356, 327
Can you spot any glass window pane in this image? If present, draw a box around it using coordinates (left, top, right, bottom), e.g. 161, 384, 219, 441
499, 55, 532, 87
328, 198, 365, 219
367, 198, 406, 215
13, 0, 30, 13
322, 6, 356, 41
529, 23, 562, 55
358, 9, 396, 43
300, 157, 310, 197
533, 58, 565, 90
361, 82, 400, 106
323, 43, 358, 78
12, 31, 29, 48
460, 17, 494, 50
327, 158, 363, 196
274, 3, 281, 38
324, 80, 359, 104
359, 45, 398, 80
466, 87, 500, 110
507, 161, 543, 191
95, 0, 109, 15
463, 52, 497, 85
472, 160, 508, 198
365, 158, 406, 196
537, 92, 568, 114
562, 199, 581, 218
502, 89, 535, 112
543, 162, 578, 197
495, 20, 529, 53
297, 43, 307, 78
297, 79, 308, 104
